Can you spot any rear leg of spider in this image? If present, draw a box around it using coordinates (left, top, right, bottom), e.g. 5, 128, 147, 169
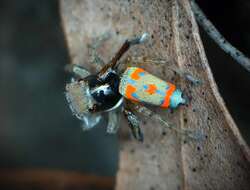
123, 106, 144, 142
133, 104, 204, 141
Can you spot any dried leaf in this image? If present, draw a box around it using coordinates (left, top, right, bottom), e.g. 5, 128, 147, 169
60, 0, 250, 189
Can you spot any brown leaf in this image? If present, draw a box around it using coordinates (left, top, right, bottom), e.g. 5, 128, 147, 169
60, 0, 250, 189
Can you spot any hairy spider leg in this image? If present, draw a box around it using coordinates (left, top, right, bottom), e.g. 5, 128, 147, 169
65, 64, 91, 79
133, 104, 204, 141
87, 32, 111, 70
64, 33, 112, 77
123, 106, 144, 142
106, 104, 123, 134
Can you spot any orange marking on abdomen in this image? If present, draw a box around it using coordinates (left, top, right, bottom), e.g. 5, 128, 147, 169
130, 68, 145, 80
125, 84, 138, 101
145, 84, 157, 95
161, 82, 176, 108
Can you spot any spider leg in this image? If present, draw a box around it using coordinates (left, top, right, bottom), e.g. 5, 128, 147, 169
132, 104, 204, 141
172, 68, 202, 86
90, 32, 111, 50
65, 64, 91, 79
98, 32, 149, 76
123, 106, 144, 142
125, 56, 171, 67
126, 56, 202, 86
80, 113, 103, 131
66, 33, 111, 75
87, 32, 111, 71
106, 106, 123, 134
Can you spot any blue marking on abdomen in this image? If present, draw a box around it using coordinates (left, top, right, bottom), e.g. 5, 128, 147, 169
156, 89, 165, 96
132, 93, 139, 99
143, 85, 148, 90
139, 72, 145, 77
127, 78, 136, 85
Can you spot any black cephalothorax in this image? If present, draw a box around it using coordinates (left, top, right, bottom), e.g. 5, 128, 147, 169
86, 71, 122, 112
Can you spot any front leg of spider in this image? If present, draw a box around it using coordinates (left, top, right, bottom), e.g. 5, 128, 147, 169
123, 108, 144, 142
87, 32, 111, 70
65, 33, 111, 75
133, 104, 204, 141
64, 64, 91, 79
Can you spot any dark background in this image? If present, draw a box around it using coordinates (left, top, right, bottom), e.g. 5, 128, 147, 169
198, 0, 250, 141
0, 0, 249, 180
0, 0, 118, 177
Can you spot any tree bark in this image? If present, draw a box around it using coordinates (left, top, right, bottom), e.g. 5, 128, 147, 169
60, 0, 250, 189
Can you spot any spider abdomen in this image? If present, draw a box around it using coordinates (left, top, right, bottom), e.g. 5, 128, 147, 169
119, 67, 186, 108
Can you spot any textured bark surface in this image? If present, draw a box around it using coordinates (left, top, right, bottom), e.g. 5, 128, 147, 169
60, 0, 250, 190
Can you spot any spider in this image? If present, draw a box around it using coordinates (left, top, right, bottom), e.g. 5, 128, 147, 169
65, 33, 202, 142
